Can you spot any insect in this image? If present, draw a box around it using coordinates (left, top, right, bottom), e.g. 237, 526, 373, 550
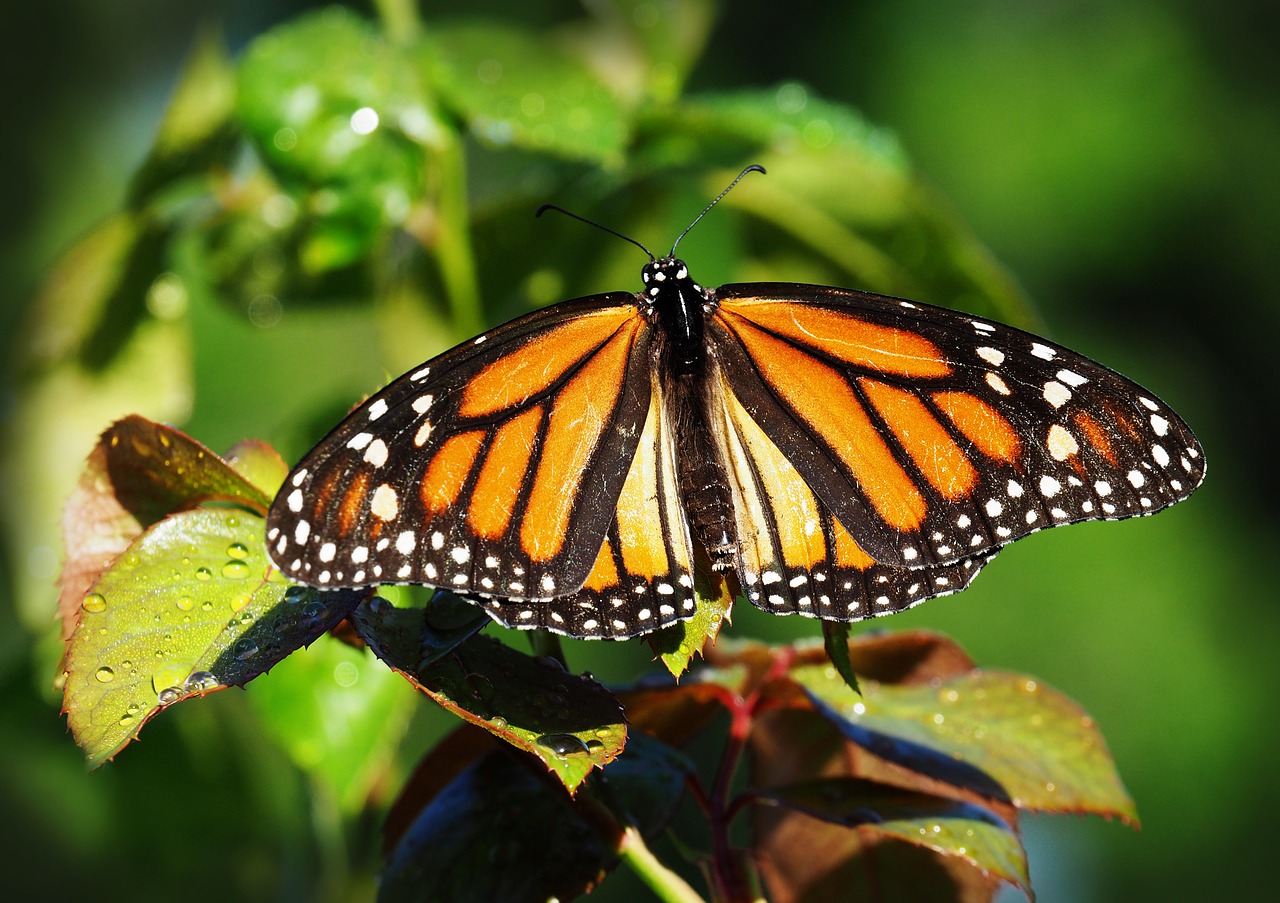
266, 166, 1205, 639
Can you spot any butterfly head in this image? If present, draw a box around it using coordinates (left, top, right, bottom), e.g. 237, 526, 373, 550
641, 256, 702, 302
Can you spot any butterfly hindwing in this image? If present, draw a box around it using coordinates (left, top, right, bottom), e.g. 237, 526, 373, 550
473, 368, 700, 638
709, 284, 1206, 571
267, 294, 655, 602
707, 361, 993, 619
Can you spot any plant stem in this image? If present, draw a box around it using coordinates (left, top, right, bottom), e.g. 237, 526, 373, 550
372, 0, 421, 44
618, 826, 708, 903
429, 136, 485, 338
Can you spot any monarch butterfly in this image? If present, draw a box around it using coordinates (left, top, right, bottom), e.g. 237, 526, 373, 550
266, 166, 1205, 640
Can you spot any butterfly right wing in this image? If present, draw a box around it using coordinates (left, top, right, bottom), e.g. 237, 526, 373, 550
266, 293, 655, 603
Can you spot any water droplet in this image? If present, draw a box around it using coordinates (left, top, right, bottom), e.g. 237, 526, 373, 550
301, 600, 328, 626
157, 686, 181, 705
222, 560, 250, 580
152, 665, 191, 695
489, 716, 508, 730
195, 567, 212, 581
118, 712, 135, 726
184, 671, 218, 692
120, 660, 133, 669
535, 733, 589, 757
175, 596, 194, 612
201, 600, 214, 611
82, 593, 107, 613
585, 739, 605, 752
95, 666, 115, 683
233, 638, 259, 660
227, 542, 248, 559
230, 595, 249, 612
467, 674, 495, 702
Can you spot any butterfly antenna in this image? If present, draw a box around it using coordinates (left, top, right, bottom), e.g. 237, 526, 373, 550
535, 204, 656, 261
669, 164, 766, 256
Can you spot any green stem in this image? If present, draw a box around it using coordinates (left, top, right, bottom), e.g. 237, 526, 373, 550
618, 826, 708, 903
372, 0, 421, 44
430, 136, 485, 338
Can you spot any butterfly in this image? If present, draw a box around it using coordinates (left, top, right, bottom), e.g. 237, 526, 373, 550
265, 165, 1205, 640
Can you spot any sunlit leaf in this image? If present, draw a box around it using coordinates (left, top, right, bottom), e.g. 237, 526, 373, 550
420, 21, 629, 164
352, 600, 625, 793
649, 555, 733, 678
799, 665, 1137, 822
63, 507, 363, 766
821, 621, 859, 695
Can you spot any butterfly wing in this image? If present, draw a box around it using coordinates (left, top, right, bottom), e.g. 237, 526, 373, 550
705, 364, 994, 619
267, 293, 656, 604
472, 366, 700, 638
707, 283, 1204, 613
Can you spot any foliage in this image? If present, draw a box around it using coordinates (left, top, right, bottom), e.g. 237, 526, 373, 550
35, 2, 1145, 900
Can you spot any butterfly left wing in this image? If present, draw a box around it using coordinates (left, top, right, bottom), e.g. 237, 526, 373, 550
708, 283, 1205, 583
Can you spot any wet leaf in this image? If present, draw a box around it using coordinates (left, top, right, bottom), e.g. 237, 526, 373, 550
62, 507, 364, 766
758, 778, 1028, 892
800, 665, 1137, 822
352, 601, 625, 793
57, 417, 273, 635
420, 21, 629, 163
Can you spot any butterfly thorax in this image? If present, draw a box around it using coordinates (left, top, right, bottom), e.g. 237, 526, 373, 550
642, 257, 711, 377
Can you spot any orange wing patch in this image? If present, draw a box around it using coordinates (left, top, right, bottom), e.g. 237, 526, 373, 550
718, 312, 927, 531
1073, 411, 1118, 466
521, 321, 641, 562
469, 405, 543, 539
933, 391, 1021, 464
719, 302, 951, 378
582, 537, 621, 592
422, 430, 485, 513
460, 307, 636, 417
861, 379, 977, 499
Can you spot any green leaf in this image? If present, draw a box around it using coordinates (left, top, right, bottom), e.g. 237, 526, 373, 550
821, 621, 860, 695
419, 21, 629, 164
57, 416, 273, 635
757, 778, 1029, 893
237, 8, 432, 272
63, 507, 364, 766
352, 600, 626, 793
798, 666, 1138, 822
649, 556, 734, 678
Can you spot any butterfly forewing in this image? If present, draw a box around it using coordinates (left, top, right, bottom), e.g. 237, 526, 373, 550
710, 284, 1206, 571
267, 294, 655, 601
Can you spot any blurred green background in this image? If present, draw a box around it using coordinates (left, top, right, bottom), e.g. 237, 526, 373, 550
2, 1, 1275, 901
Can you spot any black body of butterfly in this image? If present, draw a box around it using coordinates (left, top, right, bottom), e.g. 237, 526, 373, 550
266, 166, 1205, 640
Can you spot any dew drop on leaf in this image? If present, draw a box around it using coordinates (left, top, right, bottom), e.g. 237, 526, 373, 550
157, 687, 181, 705
226, 543, 249, 560
233, 638, 259, 660
184, 671, 218, 692
175, 596, 194, 612
222, 560, 250, 580
489, 716, 508, 730
195, 567, 213, 581
95, 667, 115, 683
82, 593, 107, 613
535, 733, 590, 757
